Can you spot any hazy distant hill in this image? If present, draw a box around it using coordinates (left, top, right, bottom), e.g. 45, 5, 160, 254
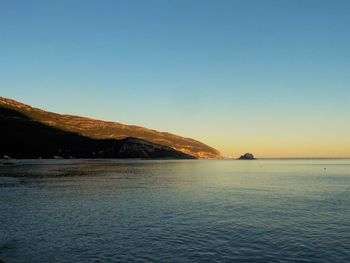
0, 97, 222, 159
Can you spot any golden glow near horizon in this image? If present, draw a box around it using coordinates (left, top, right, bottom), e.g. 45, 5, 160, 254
215, 138, 350, 158
220, 145, 350, 158
195, 128, 350, 158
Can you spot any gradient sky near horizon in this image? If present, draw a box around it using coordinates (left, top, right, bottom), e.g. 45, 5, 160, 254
1, 0, 349, 157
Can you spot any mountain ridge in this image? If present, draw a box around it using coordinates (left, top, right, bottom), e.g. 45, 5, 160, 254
0, 105, 194, 159
0, 97, 222, 159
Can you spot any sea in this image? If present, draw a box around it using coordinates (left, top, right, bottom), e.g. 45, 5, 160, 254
0, 159, 349, 262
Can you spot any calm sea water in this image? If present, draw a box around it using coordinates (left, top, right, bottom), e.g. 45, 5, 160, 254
0, 159, 349, 263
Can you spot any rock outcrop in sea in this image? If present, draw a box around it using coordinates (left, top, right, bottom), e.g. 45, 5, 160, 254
238, 153, 256, 160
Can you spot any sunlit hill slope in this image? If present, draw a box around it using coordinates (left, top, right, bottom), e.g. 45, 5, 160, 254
0, 97, 222, 159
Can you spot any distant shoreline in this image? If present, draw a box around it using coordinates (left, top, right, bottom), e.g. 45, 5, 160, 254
1, 157, 350, 163
224, 157, 350, 160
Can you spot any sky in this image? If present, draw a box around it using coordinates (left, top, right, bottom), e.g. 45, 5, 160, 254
0, 0, 349, 158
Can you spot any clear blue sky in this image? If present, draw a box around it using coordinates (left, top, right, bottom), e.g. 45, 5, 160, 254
1, 0, 349, 157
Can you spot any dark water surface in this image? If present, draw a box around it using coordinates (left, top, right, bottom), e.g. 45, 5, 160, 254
0, 159, 349, 262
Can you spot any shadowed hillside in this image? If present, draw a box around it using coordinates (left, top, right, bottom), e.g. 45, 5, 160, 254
0, 106, 195, 159
0, 97, 222, 159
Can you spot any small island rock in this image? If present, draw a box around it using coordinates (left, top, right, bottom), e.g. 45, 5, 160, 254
238, 153, 255, 160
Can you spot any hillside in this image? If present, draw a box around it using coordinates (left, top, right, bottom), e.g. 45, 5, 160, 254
0, 106, 195, 159
0, 97, 222, 159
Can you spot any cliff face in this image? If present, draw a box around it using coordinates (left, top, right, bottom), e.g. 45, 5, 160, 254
0, 97, 222, 159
